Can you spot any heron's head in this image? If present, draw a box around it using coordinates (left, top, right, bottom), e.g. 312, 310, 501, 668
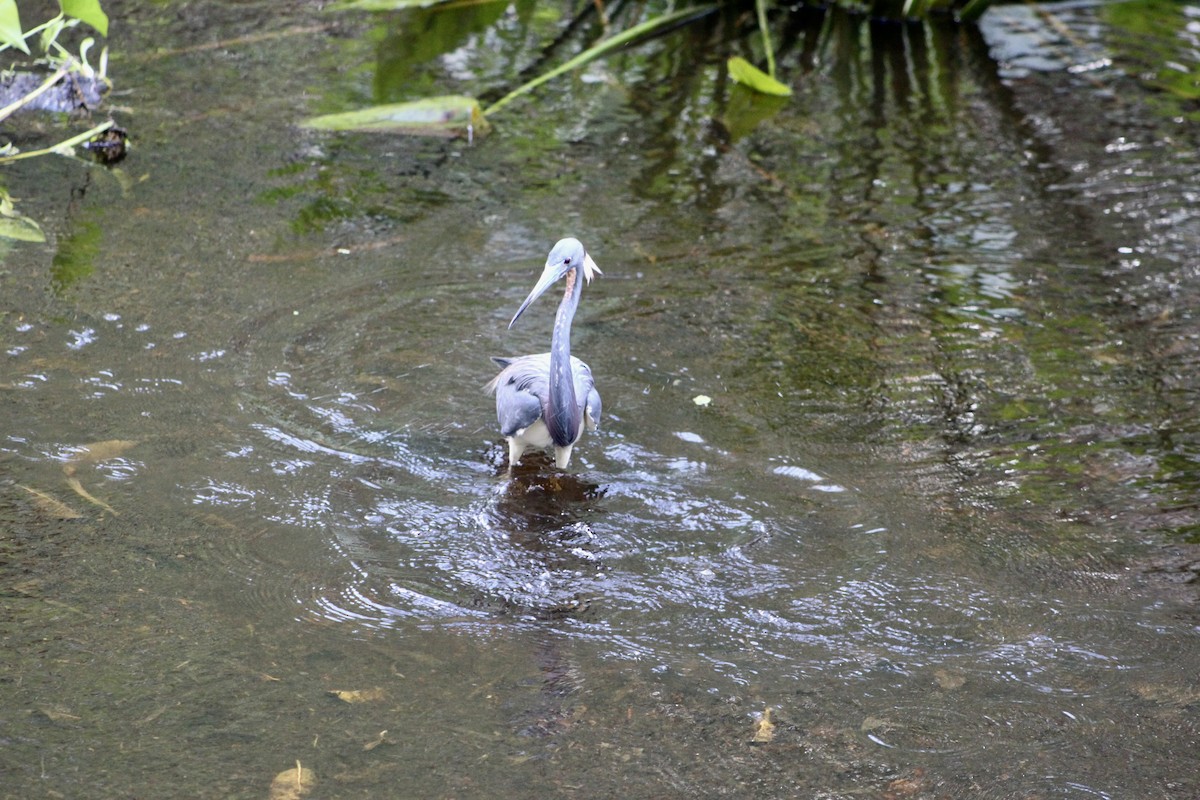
509, 238, 602, 329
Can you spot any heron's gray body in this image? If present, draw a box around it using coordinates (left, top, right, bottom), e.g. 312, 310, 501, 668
486, 353, 601, 469
486, 238, 602, 470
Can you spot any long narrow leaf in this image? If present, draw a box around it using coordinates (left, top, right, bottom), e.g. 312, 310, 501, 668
483, 4, 718, 116
300, 96, 489, 138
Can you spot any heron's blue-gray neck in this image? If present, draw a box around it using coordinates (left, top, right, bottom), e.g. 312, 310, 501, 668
546, 267, 582, 447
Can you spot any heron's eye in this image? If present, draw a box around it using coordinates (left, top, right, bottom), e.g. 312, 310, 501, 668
564, 257, 571, 264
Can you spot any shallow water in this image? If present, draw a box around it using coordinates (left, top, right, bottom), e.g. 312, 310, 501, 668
2, 1, 1199, 798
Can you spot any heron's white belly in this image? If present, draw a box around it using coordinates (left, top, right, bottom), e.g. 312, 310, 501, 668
513, 419, 552, 449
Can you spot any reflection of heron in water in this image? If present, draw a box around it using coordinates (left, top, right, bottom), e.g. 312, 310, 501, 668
481, 449, 605, 619
492, 470, 605, 539
486, 238, 602, 470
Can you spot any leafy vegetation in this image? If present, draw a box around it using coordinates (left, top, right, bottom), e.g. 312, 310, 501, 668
0, 0, 113, 241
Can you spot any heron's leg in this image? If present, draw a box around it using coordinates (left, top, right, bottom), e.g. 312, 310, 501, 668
553, 443, 574, 470
508, 438, 528, 467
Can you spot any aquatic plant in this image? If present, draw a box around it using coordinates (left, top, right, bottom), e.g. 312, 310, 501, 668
0, 0, 116, 241
302, 0, 993, 137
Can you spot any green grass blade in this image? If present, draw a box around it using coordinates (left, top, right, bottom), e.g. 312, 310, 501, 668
754, 0, 775, 79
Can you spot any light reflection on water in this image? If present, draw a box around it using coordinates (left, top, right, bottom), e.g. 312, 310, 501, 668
3, 298, 1189, 793
183, 322, 1152, 716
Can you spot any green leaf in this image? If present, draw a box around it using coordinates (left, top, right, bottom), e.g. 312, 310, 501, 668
0, 214, 45, 242
60, 0, 108, 37
0, 0, 30, 53
300, 96, 490, 138
0, 187, 43, 241
727, 56, 792, 97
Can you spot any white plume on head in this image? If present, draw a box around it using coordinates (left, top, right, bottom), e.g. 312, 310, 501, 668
583, 253, 601, 284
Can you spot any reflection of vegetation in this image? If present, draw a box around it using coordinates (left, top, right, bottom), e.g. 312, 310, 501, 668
373, 0, 512, 102
303, 5, 721, 136
50, 217, 102, 295
304, 0, 993, 137
483, 5, 721, 115
262, 154, 450, 235
1104, 0, 1200, 120
713, 16, 1009, 423
1095, 1, 1200, 535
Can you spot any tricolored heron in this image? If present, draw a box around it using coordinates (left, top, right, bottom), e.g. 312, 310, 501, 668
486, 238, 602, 469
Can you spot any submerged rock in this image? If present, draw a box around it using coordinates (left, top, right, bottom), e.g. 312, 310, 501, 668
0, 69, 107, 114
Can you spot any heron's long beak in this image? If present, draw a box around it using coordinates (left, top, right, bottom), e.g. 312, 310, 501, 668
509, 261, 567, 329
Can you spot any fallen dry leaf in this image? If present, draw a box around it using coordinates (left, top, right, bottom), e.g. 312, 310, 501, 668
64, 439, 138, 467
751, 707, 776, 743
39, 707, 82, 722
19, 484, 83, 519
934, 668, 966, 691
860, 715, 892, 733
65, 476, 118, 515
268, 761, 316, 800
885, 768, 928, 797
1131, 682, 1200, 707
363, 730, 394, 751
329, 688, 386, 704
63, 440, 138, 478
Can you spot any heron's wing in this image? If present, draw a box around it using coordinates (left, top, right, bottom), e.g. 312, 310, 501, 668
585, 387, 602, 431
486, 354, 550, 437
571, 356, 602, 431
